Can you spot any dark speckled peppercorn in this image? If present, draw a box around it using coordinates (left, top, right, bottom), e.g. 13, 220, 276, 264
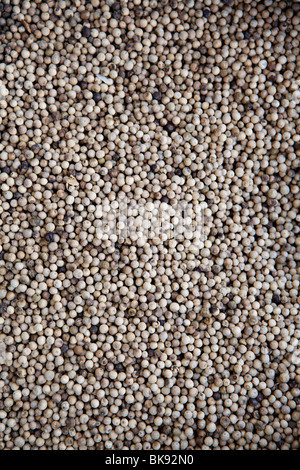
81, 26, 90, 38
45, 232, 55, 242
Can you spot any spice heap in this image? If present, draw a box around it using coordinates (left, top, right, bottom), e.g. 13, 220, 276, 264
0, 0, 299, 450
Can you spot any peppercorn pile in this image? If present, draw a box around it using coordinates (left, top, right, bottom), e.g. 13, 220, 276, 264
0, 0, 299, 451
